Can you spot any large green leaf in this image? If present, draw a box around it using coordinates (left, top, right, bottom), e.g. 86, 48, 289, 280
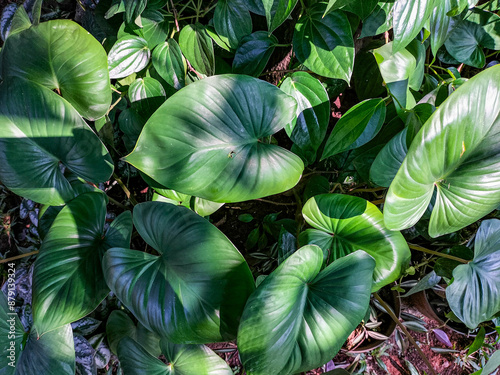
0, 78, 113, 206
232, 31, 278, 77
430, 0, 458, 56
1, 295, 75, 375
124, 0, 147, 25
124, 74, 303, 203
322, 98, 386, 159
341, 0, 378, 19
384, 65, 500, 237
0, 20, 111, 120
179, 23, 214, 76
280, 71, 330, 164
33, 192, 132, 335
103, 202, 255, 343
392, 0, 436, 53
214, 0, 252, 49
117, 337, 233, 375
106, 310, 161, 356
152, 39, 187, 90
238, 246, 375, 375
108, 35, 151, 79
299, 194, 410, 291
293, 4, 354, 82
446, 219, 500, 329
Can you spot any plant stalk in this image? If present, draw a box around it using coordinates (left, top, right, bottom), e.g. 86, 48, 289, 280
409, 244, 469, 264
113, 173, 138, 206
0, 250, 39, 264
373, 292, 437, 375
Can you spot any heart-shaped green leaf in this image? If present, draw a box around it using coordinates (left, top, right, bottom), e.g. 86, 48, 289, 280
293, 5, 354, 82
384, 65, 500, 237
392, 0, 436, 53
232, 31, 278, 77
280, 71, 330, 164
263, 0, 299, 32
322, 98, 386, 159
299, 194, 410, 291
0, 78, 113, 205
374, 40, 425, 114
129, 77, 166, 116
340, 0, 378, 19
214, 0, 252, 49
152, 39, 187, 90
103, 202, 255, 343
124, 74, 303, 203
1, 295, 75, 375
117, 337, 233, 375
33, 192, 132, 335
138, 9, 170, 48
360, 0, 394, 38
124, 0, 147, 25
108, 35, 151, 79
179, 23, 214, 76
447, 219, 500, 329
106, 310, 161, 356
238, 246, 375, 375
0, 20, 111, 120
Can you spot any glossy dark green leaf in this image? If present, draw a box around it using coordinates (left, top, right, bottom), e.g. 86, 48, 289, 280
482, 350, 500, 375
152, 39, 187, 90
124, 0, 147, 25
232, 31, 278, 77
353, 44, 386, 101
108, 35, 150, 79
103, 202, 255, 343
179, 23, 214, 76
370, 103, 435, 187
117, 337, 233, 375
138, 9, 170, 48
1, 295, 75, 375
374, 40, 425, 113
32, 193, 132, 335
0, 20, 111, 120
468, 326, 486, 355
430, 0, 458, 56
129, 77, 166, 115
280, 72, 330, 164
191, 197, 224, 217
238, 246, 375, 375
106, 310, 160, 356
293, 4, 354, 82
299, 194, 410, 291
0, 78, 113, 205
0, 3, 18, 41
214, 0, 252, 49
263, 0, 298, 32
384, 65, 500, 237
125, 74, 303, 203
322, 98, 386, 159
360, 0, 395, 38
447, 219, 500, 329
341, 0, 378, 19
434, 245, 474, 279
445, 9, 500, 68
118, 107, 147, 150
392, 0, 436, 53
303, 175, 330, 202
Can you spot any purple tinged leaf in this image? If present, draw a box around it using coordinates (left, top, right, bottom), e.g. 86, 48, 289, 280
433, 329, 452, 347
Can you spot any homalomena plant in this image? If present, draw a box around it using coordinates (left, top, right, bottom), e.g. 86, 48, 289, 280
2, 0, 500, 374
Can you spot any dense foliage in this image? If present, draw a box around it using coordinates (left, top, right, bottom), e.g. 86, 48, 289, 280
1, 0, 500, 374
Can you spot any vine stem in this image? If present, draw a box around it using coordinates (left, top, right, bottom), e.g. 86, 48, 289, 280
254, 198, 296, 206
409, 244, 469, 264
0, 251, 39, 264
373, 293, 437, 375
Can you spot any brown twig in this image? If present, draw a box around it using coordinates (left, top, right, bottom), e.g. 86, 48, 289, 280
373, 293, 437, 375
409, 244, 469, 264
0, 250, 39, 264
254, 198, 296, 206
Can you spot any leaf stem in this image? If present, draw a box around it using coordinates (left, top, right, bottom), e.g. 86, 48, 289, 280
254, 198, 296, 206
113, 173, 138, 206
408, 244, 469, 264
0, 250, 39, 264
373, 292, 437, 375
